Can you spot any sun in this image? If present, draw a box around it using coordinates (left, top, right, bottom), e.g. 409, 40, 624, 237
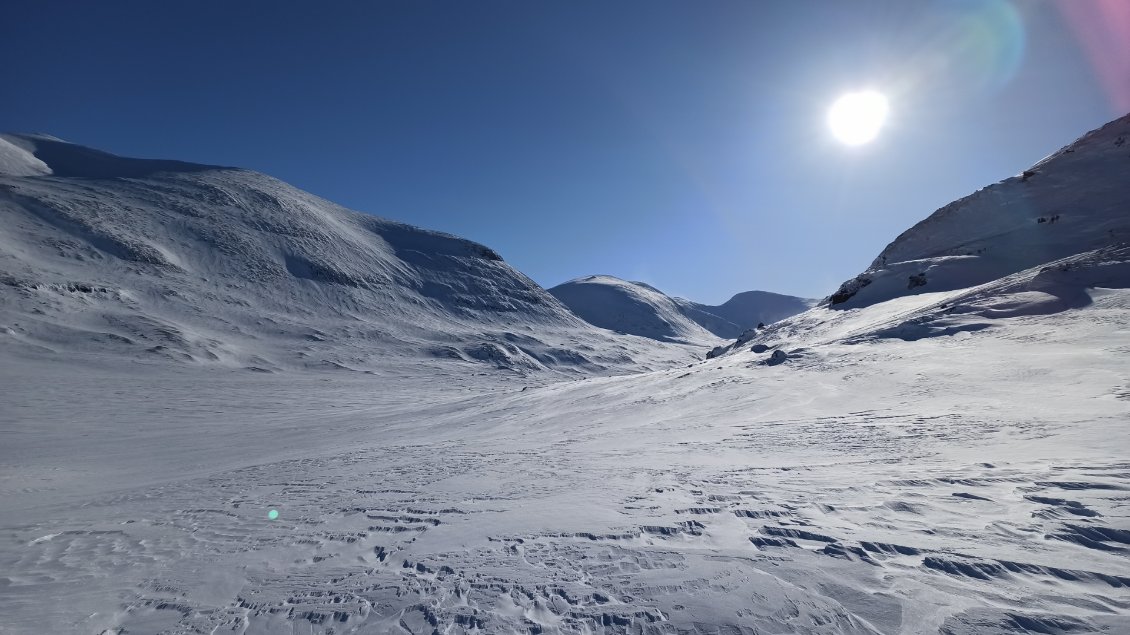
827, 90, 889, 146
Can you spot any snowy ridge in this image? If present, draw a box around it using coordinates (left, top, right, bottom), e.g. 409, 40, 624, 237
0, 133, 224, 178
678, 289, 816, 338
826, 113, 1130, 310
0, 135, 51, 177
0, 134, 700, 375
548, 275, 723, 343
717, 243, 1130, 360
5, 275, 1129, 634
707, 113, 1130, 359
549, 275, 813, 342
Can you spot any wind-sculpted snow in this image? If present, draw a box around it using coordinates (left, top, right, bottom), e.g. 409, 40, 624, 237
709, 244, 1130, 361
0, 133, 225, 178
0, 135, 699, 374
3, 291, 1129, 634
0, 136, 51, 177
3, 119, 1130, 634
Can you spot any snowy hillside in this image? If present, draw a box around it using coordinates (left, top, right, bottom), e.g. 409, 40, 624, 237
2, 115, 1129, 635
4, 272, 1128, 634
827, 113, 1130, 309
548, 275, 722, 343
549, 275, 812, 342
707, 113, 1130, 359
0, 134, 699, 375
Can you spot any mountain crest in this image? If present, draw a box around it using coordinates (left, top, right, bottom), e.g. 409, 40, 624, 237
0, 135, 699, 374
549, 275, 813, 342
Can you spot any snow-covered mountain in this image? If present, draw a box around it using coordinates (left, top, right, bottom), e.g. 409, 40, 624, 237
0, 134, 698, 375
3, 116, 1130, 635
708, 113, 1130, 359
681, 289, 816, 338
827, 113, 1130, 310
548, 275, 721, 343
549, 275, 813, 342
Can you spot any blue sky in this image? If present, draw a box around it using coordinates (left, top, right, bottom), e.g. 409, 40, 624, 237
2, 1, 1125, 303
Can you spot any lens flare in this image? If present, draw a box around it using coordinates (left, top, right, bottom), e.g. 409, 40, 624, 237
1058, 0, 1130, 112
951, 0, 1025, 91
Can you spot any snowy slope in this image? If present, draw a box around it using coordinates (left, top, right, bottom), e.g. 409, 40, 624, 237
0, 135, 51, 177
2, 115, 1129, 635
548, 275, 722, 343
3, 277, 1128, 635
0, 134, 699, 374
705, 113, 1130, 360
549, 275, 812, 342
827, 114, 1130, 309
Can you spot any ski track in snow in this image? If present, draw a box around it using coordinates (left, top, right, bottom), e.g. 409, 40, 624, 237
3, 297, 1129, 634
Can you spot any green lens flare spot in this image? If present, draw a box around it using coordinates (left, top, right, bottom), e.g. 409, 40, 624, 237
268, 509, 279, 520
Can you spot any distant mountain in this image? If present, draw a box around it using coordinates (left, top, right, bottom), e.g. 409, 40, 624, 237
680, 290, 817, 338
0, 134, 697, 374
548, 275, 814, 342
548, 275, 719, 343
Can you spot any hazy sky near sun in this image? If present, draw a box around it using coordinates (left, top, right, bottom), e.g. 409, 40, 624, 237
3, 1, 1127, 302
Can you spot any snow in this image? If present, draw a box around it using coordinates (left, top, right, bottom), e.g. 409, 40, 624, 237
0, 133, 221, 179
549, 275, 813, 342
3, 298, 1128, 634
0, 135, 52, 177
689, 289, 817, 337
2, 114, 1130, 634
548, 275, 723, 344
828, 113, 1130, 309
0, 134, 701, 376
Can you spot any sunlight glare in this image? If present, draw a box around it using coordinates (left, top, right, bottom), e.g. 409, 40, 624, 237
827, 91, 889, 146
